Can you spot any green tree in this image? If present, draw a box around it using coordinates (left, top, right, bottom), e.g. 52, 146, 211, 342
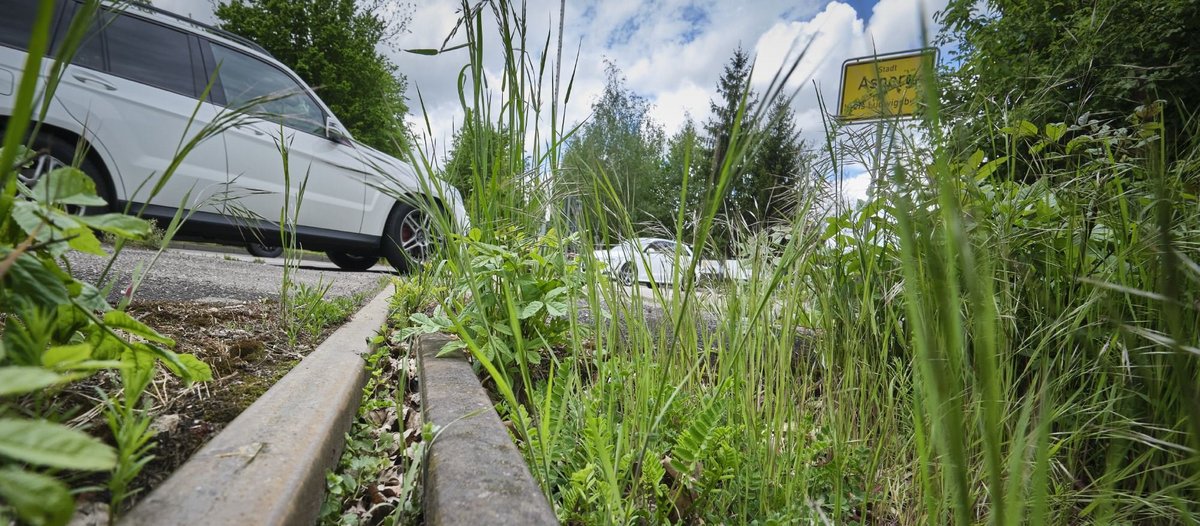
746, 97, 808, 226
215, 0, 411, 156
441, 111, 516, 210
702, 46, 757, 184
661, 116, 701, 232
563, 62, 670, 240
700, 47, 759, 253
937, 0, 1200, 162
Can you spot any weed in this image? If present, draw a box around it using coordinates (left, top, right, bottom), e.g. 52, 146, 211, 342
101, 218, 165, 249
103, 395, 156, 518
284, 280, 361, 347
0, 3, 225, 522
321, 278, 431, 525
401, 228, 584, 394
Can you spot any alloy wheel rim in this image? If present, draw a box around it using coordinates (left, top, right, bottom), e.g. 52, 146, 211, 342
18, 153, 68, 189
398, 209, 431, 261
19, 153, 101, 214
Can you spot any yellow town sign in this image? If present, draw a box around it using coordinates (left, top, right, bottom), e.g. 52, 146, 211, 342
838, 49, 936, 122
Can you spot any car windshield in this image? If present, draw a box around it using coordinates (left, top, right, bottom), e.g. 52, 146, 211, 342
211, 44, 326, 135
640, 240, 691, 256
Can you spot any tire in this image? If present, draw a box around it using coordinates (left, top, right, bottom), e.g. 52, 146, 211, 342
381, 202, 436, 274
619, 262, 637, 286
21, 134, 113, 214
325, 251, 379, 271
246, 242, 283, 258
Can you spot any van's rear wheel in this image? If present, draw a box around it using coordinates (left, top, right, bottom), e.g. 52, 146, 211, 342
381, 203, 434, 274
325, 251, 378, 271
619, 262, 637, 286
246, 242, 283, 258
21, 134, 113, 214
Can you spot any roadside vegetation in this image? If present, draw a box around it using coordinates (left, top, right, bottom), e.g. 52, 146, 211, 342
321, 277, 439, 525
392, 0, 1200, 524
0, 2, 214, 522
3, 0, 1196, 524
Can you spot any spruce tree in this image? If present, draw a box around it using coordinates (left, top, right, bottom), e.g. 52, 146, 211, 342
747, 97, 805, 227
702, 46, 756, 186
701, 47, 757, 253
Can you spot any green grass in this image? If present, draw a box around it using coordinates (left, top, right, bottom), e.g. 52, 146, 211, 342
283, 281, 369, 346
392, 3, 1200, 524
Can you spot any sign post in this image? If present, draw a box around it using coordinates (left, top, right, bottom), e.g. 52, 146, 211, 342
833, 49, 936, 214
838, 49, 936, 122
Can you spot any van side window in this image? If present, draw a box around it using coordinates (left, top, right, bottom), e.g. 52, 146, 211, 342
53, 2, 106, 71
0, 1, 44, 51
210, 44, 325, 135
105, 13, 196, 97
0, 1, 105, 71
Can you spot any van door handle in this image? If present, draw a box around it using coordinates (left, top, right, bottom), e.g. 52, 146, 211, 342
234, 123, 265, 136
73, 74, 116, 91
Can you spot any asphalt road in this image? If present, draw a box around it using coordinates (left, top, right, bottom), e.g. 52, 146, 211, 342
66, 244, 392, 303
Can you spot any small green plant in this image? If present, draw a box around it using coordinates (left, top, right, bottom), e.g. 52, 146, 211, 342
0, 153, 213, 522
284, 280, 361, 346
100, 218, 165, 249
0, 135, 211, 526
388, 274, 439, 321
1, 3, 219, 523
401, 228, 585, 393
320, 278, 434, 525
104, 394, 157, 517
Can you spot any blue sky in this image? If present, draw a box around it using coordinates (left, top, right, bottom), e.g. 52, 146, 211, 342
156, 0, 949, 203
843, 0, 885, 17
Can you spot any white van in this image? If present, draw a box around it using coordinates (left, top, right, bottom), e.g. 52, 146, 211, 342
0, 0, 467, 271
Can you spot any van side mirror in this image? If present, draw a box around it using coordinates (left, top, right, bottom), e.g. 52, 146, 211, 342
326, 116, 351, 144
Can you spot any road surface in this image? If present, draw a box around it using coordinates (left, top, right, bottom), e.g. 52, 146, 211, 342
66, 244, 390, 303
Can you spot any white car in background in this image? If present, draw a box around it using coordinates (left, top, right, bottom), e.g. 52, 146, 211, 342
698, 258, 751, 282
1, 0, 466, 272
595, 237, 698, 286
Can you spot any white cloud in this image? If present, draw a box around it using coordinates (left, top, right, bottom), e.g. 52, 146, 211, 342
647, 81, 709, 135
864, 0, 945, 51
839, 170, 873, 205
149, 0, 948, 168
752, 2, 862, 92
403, 0, 833, 142
152, 0, 218, 23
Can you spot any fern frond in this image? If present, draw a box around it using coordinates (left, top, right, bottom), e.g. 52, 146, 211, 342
669, 396, 724, 484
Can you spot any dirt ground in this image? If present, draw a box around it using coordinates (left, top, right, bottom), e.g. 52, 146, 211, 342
64, 297, 358, 518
